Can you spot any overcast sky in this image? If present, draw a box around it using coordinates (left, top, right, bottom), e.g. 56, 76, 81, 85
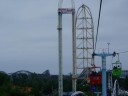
0, 0, 128, 74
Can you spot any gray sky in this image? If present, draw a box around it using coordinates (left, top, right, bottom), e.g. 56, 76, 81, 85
0, 0, 128, 74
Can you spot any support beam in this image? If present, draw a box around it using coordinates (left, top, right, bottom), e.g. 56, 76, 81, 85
93, 52, 115, 96
58, 7, 75, 96
58, 12, 63, 96
72, 8, 76, 92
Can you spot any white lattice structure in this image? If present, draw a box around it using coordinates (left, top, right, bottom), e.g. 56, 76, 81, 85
75, 4, 94, 80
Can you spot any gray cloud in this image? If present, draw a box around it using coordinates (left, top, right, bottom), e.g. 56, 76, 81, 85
0, 0, 127, 74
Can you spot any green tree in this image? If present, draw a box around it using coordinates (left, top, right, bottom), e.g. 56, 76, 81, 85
0, 72, 10, 85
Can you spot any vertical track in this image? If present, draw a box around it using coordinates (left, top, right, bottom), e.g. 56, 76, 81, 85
108, 70, 113, 91
58, 0, 75, 95
72, 9, 76, 92
75, 4, 94, 83
112, 79, 119, 96
58, 12, 63, 96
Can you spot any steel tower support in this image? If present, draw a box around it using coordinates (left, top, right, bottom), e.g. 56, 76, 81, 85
108, 70, 113, 91
75, 4, 94, 83
72, 9, 76, 92
58, 12, 63, 96
112, 79, 120, 96
93, 52, 115, 96
58, 0, 75, 95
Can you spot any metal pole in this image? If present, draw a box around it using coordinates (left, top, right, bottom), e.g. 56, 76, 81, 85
107, 43, 110, 53
58, 12, 63, 96
72, 9, 76, 92
102, 55, 107, 96
108, 71, 112, 90
94, 52, 115, 96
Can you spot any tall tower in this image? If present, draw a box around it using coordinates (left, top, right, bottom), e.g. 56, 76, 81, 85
75, 4, 94, 85
57, 0, 75, 95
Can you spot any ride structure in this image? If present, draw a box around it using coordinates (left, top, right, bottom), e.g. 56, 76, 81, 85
57, 0, 127, 96
58, 0, 95, 94
112, 53, 122, 78
112, 79, 120, 96
92, 51, 116, 96
111, 53, 123, 96
57, 0, 75, 95
89, 66, 102, 86
75, 4, 95, 88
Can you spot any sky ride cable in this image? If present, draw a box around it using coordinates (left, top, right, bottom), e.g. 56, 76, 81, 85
92, 0, 103, 66
118, 51, 128, 54
94, 0, 103, 52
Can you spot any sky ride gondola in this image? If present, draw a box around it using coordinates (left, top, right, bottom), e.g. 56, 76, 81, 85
89, 66, 102, 86
112, 53, 122, 78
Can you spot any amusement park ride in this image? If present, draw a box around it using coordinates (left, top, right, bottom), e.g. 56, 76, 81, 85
57, 0, 127, 96
112, 53, 122, 78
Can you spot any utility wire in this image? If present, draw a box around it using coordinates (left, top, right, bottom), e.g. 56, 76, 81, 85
119, 51, 128, 54
94, 0, 103, 51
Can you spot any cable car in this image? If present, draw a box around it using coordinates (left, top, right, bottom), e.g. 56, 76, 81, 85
89, 66, 102, 85
112, 60, 122, 78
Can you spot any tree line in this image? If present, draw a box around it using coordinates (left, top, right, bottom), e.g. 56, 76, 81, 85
0, 70, 128, 96
0, 71, 72, 96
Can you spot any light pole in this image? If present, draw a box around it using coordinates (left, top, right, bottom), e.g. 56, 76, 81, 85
107, 43, 110, 53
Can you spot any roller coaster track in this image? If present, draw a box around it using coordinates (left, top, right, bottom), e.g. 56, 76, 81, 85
112, 79, 119, 96
112, 79, 128, 96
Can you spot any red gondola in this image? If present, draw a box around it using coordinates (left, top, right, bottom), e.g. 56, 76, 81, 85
89, 66, 102, 85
